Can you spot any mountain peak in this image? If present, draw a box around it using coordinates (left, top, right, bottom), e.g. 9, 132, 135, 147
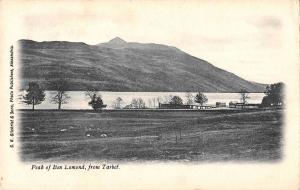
108, 37, 127, 44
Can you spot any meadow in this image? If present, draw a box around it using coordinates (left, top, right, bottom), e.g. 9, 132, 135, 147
18, 109, 282, 162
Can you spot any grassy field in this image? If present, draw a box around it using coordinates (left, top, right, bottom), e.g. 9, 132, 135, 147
18, 109, 283, 162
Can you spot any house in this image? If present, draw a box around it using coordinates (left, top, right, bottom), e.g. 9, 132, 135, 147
193, 105, 214, 109
216, 102, 226, 108
233, 103, 260, 109
158, 103, 214, 109
229, 101, 238, 108
158, 103, 193, 109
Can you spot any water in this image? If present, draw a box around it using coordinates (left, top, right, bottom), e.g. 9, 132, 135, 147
17, 91, 265, 110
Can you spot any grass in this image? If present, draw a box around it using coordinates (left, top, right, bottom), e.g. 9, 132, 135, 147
18, 109, 283, 162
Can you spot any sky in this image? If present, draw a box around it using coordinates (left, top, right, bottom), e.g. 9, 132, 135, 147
4, 0, 298, 84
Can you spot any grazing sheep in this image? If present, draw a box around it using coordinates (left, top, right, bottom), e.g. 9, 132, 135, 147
100, 133, 108, 138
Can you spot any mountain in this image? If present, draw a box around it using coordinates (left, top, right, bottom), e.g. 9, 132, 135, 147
107, 37, 127, 44
18, 38, 266, 92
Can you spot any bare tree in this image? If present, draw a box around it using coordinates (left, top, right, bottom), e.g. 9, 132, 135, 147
148, 99, 153, 108
50, 79, 70, 110
155, 96, 162, 108
131, 98, 139, 108
151, 97, 156, 108
185, 92, 194, 105
85, 88, 98, 100
137, 98, 146, 108
131, 98, 146, 109
240, 89, 250, 104
163, 94, 173, 104
112, 97, 124, 109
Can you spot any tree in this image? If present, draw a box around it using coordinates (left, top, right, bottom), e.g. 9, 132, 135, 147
148, 99, 153, 108
112, 97, 124, 109
261, 82, 284, 107
23, 82, 45, 110
151, 97, 157, 108
194, 92, 208, 106
170, 96, 183, 105
185, 92, 194, 105
131, 98, 145, 109
239, 89, 250, 104
137, 98, 146, 108
88, 94, 105, 111
156, 96, 162, 104
49, 79, 70, 110
131, 98, 139, 108
148, 97, 162, 108
85, 88, 106, 111
260, 96, 273, 108
163, 95, 173, 104
148, 96, 162, 108
85, 88, 97, 100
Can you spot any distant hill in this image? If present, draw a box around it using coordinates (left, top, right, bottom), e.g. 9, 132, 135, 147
18, 38, 266, 92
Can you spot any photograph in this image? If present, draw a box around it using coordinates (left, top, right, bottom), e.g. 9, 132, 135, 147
0, 0, 299, 190
17, 37, 283, 162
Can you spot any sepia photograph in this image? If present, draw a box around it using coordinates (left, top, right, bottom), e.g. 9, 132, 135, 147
0, 0, 299, 190
17, 37, 283, 162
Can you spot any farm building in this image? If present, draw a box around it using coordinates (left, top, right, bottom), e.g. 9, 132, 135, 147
158, 103, 193, 109
231, 103, 260, 109
216, 102, 226, 108
229, 101, 238, 108
158, 103, 214, 109
193, 105, 214, 109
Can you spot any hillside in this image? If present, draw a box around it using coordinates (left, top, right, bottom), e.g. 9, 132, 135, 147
18, 38, 266, 92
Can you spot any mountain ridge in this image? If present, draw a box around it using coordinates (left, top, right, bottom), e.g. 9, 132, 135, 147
18, 38, 267, 92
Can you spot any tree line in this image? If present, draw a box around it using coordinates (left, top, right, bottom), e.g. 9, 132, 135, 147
22, 80, 284, 110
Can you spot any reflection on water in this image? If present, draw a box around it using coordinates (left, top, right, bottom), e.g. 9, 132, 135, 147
17, 91, 265, 110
